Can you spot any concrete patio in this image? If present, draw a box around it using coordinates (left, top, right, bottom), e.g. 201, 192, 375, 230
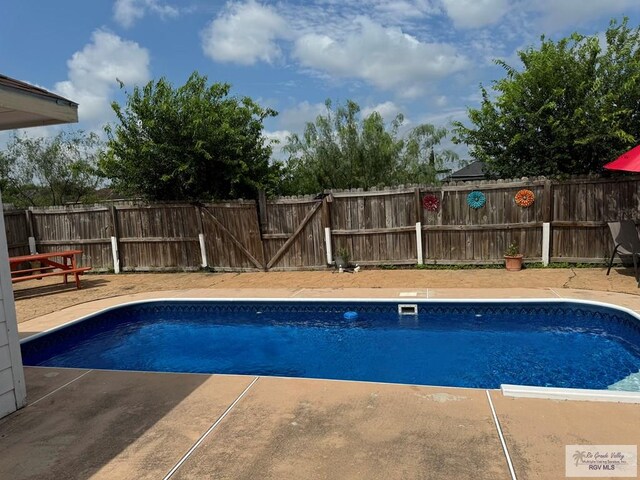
3, 281, 640, 479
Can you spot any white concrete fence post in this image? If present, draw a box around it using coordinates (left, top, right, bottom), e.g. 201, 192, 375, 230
27, 237, 37, 255
26, 209, 36, 255
109, 206, 121, 274
416, 222, 423, 265
542, 222, 551, 266
111, 236, 120, 274
324, 227, 332, 264
194, 206, 208, 269
198, 233, 208, 268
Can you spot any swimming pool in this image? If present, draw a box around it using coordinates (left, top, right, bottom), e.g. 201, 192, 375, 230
20, 299, 640, 392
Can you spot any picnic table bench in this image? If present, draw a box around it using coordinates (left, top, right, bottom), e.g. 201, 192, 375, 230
10, 250, 90, 290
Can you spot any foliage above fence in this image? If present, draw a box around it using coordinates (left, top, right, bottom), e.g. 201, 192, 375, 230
4, 175, 639, 271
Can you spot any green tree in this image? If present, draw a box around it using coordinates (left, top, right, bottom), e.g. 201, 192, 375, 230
0, 131, 102, 207
282, 99, 457, 193
401, 124, 458, 184
453, 18, 640, 178
101, 72, 281, 201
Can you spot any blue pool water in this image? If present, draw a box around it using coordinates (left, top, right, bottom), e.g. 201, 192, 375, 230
21, 300, 640, 391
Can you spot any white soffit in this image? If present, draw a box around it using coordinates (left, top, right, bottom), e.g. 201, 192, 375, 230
0, 75, 78, 131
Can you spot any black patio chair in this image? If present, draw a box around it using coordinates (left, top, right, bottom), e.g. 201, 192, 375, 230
606, 220, 640, 285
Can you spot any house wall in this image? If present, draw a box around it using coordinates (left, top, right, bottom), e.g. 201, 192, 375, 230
0, 192, 26, 418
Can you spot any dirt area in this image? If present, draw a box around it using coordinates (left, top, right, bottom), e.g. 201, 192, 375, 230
11, 266, 640, 323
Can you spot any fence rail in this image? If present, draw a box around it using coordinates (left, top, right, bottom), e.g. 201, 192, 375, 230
3, 175, 639, 272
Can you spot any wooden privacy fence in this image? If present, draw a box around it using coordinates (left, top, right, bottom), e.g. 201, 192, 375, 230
3, 175, 639, 272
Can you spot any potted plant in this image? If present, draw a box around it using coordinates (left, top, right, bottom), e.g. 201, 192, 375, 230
334, 247, 350, 269
504, 243, 523, 271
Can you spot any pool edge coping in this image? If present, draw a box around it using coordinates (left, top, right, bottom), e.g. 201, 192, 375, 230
501, 384, 640, 403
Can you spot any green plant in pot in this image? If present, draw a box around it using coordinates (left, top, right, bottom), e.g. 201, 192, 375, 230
504, 243, 523, 271
334, 247, 350, 269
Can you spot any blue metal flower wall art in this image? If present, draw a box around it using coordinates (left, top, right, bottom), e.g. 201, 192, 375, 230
467, 190, 486, 209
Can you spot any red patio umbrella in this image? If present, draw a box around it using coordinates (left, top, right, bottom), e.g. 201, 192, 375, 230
604, 144, 640, 172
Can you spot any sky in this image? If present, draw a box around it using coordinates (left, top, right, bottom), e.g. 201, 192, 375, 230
2, 0, 640, 160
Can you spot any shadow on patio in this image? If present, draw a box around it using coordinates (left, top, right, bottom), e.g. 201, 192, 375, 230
0, 367, 253, 479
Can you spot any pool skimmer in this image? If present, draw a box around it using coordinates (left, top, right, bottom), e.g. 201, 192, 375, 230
398, 304, 418, 315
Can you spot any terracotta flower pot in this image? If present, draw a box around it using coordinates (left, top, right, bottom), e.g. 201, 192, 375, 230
504, 254, 523, 271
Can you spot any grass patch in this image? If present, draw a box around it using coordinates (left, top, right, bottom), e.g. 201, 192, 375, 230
415, 263, 503, 270
409, 262, 607, 270
525, 262, 605, 269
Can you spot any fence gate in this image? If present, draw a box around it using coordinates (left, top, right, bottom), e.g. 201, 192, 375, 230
260, 197, 327, 270
200, 202, 265, 271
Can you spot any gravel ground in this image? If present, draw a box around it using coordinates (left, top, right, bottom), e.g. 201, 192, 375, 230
12, 267, 640, 323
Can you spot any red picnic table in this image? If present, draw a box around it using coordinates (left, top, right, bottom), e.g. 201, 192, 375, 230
9, 250, 91, 290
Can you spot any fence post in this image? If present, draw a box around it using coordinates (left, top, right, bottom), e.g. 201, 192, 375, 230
416, 222, 423, 265
257, 190, 268, 228
542, 222, 551, 266
109, 206, 121, 274
414, 187, 422, 224
414, 187, 424, 265
542, 179, 553, 265
25, 209, 36, 254
256, 191, 270, 271
322, 195, 333, 265
324, 228, 332, 265
195, 206, 208, 268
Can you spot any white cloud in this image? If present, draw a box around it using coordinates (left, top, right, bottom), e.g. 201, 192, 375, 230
54, 30, 151, 124
264, 129, 292, 159
284, 0, 439, 37
113, 0, 179, 28
0, 126, 58, 146
434, 95, 447, 107
264, 129, 291, 144
293, 17, 468, 97
362, 101, 404, 120
418, 108, 468, 126
525, 0, 638, 31
278, 100, 408, 138
440, 0, 636, 32
440, 0, 510, 29
372, 0, 439, 22
201, 0, 288, 65
413, 108, 470, 159
114, 0, 144, 27
277, 101, 327, 132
